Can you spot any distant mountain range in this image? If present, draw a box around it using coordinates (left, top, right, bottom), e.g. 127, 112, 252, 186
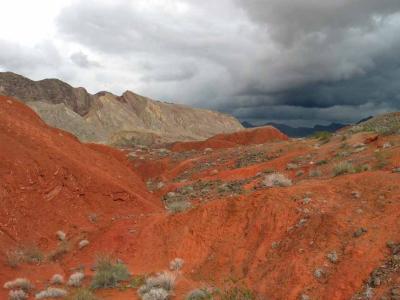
241, 121, 347, 137
0, 72, 243, 146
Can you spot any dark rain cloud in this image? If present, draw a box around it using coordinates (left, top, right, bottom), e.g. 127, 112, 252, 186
4, 0, 400, 126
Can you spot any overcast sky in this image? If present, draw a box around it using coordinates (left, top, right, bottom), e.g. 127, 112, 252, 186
1, 0, 400, 126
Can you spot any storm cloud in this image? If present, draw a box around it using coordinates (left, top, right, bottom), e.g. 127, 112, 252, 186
1, 0, 400, 125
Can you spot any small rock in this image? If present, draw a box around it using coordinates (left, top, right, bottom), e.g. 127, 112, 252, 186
353, 143, 366, 148
351, 191, 361, 199
56, 230, 66, 241
383, 142, 392, 149
78, 239, 89, 249
204, 148, 213, 153
211, 169, 219, 175
356, 208, 364, 214
392, 167, 400, 173
353, 227, 368, 238
303, 197, 312, 204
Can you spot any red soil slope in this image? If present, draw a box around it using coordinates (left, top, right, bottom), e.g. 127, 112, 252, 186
171, 126, 288, 151
0, 96, 160, 296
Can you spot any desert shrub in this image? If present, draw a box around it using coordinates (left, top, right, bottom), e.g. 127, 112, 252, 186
3, 278, 33, 291
20, 245, 44, 264
126, 275, 146, 288
312, 131, 332, 144
354, 164, 371, 173
50, 274, 64, 285
67, 272, 85, 287
309, 168, 322, 177
374, 151, 390, 169
186, 288, 213, 300
8, 289, 28, 300
262, 173, 292, 188
219, 286, 255, 300
316, 159, 328, 166
91, 255, 130, 289
68, 288, 97, 300
166, 200, 192, 214
333, 162, 354, 176
35, 287, 67, 299
138, 271, 175, 300
48, 240, 70, 261
6, 249, 23, 268
6, 245, 43, 267
169, 258, 184, 271
142, 288, 169, 300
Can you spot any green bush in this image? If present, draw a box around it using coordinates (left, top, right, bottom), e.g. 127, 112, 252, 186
91, 255, 130, 289
333, 162, 355, 176
219, 286, 255, 300
312, 131, 332, 144
166, 200, 192, 214
68, 288, 97, 300
186, 288, 213, 300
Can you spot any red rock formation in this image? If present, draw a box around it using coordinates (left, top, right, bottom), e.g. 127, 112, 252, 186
171, 126, 288, 152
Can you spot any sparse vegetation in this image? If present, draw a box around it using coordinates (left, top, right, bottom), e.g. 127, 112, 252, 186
138, 271, 176, 300
354, 164, 371, 173
374, 151, 390, 169
141, 288, 169, 300
309, 168, 322, 177
35, 287, 68, 299
166, 200, 192, 214
262, 173, 292, 188
126, 275, 146, 289
333, 162, 355, 176
48, 240, 70, 261
6, 245, 44, 267
351, 113, 400, 136
186, 288, 213, 300
217, 280, 255, 300
169, 258, 184, 271
316, 159, 328, 166
312, 131, 332, 144
67, 288, 97, 300
91, 255, 130, 289
3, 278, 33, 292
50, 274, 64, 285
67, 272, 85, 287
8, 289, 28, 300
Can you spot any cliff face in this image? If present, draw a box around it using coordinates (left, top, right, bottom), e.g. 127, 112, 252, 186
0, 72, 94, 115
0, 72, 243, 145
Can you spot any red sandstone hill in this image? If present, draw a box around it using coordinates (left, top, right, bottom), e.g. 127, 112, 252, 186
1, 96, 400, 300
0, 96, 160, 297
170, 126, 288, 152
